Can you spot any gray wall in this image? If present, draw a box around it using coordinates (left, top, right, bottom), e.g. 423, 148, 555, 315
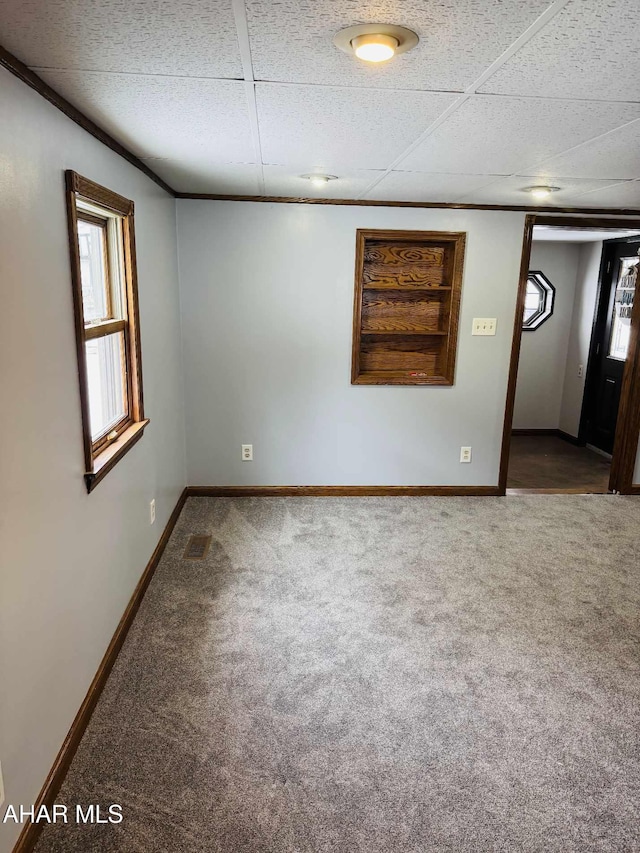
513, 241, 580, 430
177, 200, 526, 486
559, 242, 603, 437
0, 68, 186, 852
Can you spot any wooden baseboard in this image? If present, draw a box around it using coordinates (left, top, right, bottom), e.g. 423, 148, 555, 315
186, 485, 501, 497
11, 487, 188, 853
512, 428, 582, 446
630, 485, 640, 495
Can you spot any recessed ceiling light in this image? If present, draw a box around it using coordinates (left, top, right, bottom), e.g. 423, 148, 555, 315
301, 174, 338, 188
525, 185, 561, 200
333, 24, 419, 64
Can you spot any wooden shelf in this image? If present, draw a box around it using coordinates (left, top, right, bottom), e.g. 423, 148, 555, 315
361, 329, 448, 336
351, 229, 466, 386
363, 285, 453, 292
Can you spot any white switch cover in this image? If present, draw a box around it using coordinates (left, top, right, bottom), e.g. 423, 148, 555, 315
460, 447, 472, 463
472, 318, 497, 336
0, 760, 5, 807
242, 444, 253, 461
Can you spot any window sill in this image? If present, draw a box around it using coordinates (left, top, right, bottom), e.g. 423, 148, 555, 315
84, 419, 150, 493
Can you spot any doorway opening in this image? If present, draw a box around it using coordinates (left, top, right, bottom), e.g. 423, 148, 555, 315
500, 216, 640, 495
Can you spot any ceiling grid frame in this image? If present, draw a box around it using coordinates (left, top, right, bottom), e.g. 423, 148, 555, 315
231, 0, 265, 194
2, 0, 640, 208
357, 0, 574, 199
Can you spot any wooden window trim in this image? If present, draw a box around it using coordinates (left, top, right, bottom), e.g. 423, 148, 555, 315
66, 170, 148, 493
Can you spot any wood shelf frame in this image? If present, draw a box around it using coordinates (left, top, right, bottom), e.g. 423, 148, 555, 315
351, 229, 466, 386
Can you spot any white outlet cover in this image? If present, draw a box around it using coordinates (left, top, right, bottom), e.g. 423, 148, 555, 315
241, 444, 253, 461
0, 760, 5, 807
460, 446, 472, 462
150, 499, 156, 524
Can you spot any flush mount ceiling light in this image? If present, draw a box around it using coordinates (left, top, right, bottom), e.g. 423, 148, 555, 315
333, 24, 419, 63
525, 185, 561, 200
301, 174, 338, 187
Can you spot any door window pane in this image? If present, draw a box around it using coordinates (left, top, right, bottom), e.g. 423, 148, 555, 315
85, 332, 127, 440
608, 257, 637, 361
78, 218, 109, 322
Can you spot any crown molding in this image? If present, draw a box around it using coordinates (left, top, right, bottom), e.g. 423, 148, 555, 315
174, 192, 640, 216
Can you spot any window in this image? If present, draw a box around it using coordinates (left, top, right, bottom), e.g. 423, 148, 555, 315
66, 171, 148, 492
523, 271, 555, 331
608, 255, 637, 361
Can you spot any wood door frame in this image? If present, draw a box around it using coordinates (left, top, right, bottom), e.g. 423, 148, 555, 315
499, 214, 640, 495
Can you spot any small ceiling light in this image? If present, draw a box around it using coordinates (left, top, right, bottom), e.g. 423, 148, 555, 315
333, 24, 419, 64
351, 33, 398, 63
526, 185, 561, 200
302, 174, 338, 188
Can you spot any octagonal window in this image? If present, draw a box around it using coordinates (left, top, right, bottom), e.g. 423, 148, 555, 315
523, 271, 555, 331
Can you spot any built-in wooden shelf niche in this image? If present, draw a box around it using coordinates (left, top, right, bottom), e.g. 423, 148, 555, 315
351, 229, 466, 385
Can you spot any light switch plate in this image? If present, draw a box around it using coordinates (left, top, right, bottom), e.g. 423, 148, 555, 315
472, 318, 497, 336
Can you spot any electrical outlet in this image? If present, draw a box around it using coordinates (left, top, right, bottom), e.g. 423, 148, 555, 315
460, 446, 472, 463
0, 760, 5, 807
472, 318, 497, 336
242, 444, 253, 461
149, 499, 155, 525
578, 363, 584, 378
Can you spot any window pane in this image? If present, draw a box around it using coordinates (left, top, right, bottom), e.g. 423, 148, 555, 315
523, 280, 543, 323
608, 257, 637, 361
78, 219, 109, 322
85, 332, 128, 441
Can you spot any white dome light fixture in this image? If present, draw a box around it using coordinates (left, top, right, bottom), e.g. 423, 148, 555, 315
333, 24, 419, 64
301, 174, 338, 188
525, 185, 561, 201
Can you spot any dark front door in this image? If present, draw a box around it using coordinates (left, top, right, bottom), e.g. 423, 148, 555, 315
584, 240, 639, 454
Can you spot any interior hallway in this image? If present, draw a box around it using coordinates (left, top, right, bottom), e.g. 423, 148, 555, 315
36, 496, 640, 853
507, 435, 611, 492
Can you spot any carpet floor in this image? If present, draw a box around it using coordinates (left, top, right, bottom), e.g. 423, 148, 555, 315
36, 496, 640, 852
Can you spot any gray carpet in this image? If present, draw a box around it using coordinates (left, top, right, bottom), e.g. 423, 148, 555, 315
36, 496, 640, 852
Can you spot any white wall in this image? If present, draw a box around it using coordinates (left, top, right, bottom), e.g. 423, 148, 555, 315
177, 200, 526, 487
559, 242, 603, 437
0, 69, 186, 853
512, 241, 580, 430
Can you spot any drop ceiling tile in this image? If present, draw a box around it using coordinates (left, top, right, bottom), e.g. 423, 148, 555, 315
143, 161, 261, 195
480, 0, 640, 101
400, 96, 640, 175
568, 181, 640, 209
531, 120, 640, 181
366, 171, 503, 202
245, 0, 550, 91
256, 84, 457, 171
457, 175, 633, 207
36, 71, 256, 163
0, 0, 242, 77
263, 166, 384, 199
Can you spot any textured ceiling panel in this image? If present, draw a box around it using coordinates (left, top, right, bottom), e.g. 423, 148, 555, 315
365, 171, 501, 202
532, 121, 640, 181
457, 175, 634, 207
263, 166, 384, 199
37, 71, 255, 163
400, 96, 640, 176
0, 0, 242, 78
565, 180, 640, 209
480, 0, 640, 101
256, 84, 457, 170
244, 0, 550, 91
142, 161, 261, 194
